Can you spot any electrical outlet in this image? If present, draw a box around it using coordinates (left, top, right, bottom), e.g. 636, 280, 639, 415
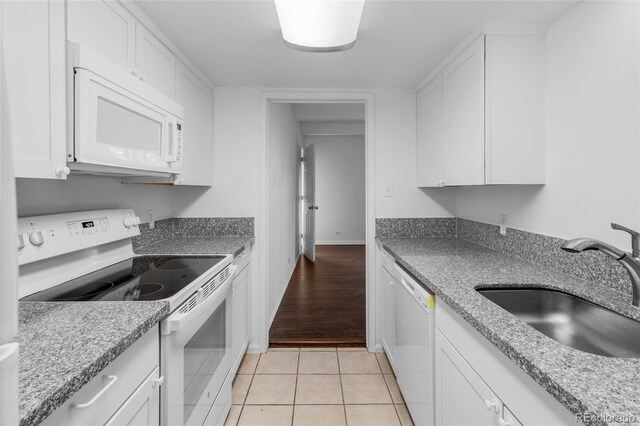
499, 215, 508, 236
147, 209, 155, 229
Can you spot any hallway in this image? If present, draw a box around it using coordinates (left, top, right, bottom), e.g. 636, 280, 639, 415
269, 245, 366, 346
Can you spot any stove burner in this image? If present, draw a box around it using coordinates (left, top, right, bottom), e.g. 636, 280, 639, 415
153, 259, 201, 271
53, 281, 115, 301
116, 283, 164, 299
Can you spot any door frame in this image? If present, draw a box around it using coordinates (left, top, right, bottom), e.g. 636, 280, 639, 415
259, 90, 376, 352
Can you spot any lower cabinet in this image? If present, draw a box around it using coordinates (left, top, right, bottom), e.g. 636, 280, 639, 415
42, 326, 161, 426
381, 262, 397, 367
435, 301, 575, 426
436, 329, 507, 426
231, 246, 251, 375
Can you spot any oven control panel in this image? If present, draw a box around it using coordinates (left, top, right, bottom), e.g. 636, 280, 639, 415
18, 209, 141, 266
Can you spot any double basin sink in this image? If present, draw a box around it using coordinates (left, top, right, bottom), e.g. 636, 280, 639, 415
477, 288, 640, 358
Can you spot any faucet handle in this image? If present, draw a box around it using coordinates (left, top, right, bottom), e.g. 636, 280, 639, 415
611, 223, 640, 258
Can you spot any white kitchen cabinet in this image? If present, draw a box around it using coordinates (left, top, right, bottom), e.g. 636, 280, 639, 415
442, 36, 485, 186
105, 367, 160, 426
381, 265, 397, 367
1, 0, 67, 180
416, 27, 546, 187
135, 23, 176, 98
67, 0, 136, 71
232, 247, 251, 372
435, 329, 501, 425
416, 75, 444, 187
42, 327, 160, 426
435, 300, 575, 426
174, 60, 214, 186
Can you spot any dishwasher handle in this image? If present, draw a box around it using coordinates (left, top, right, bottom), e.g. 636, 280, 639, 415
393, 263, 435, 313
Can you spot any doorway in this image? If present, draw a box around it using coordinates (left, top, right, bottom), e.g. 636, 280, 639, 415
258, 92, 375, 351
271, 117, 367, 346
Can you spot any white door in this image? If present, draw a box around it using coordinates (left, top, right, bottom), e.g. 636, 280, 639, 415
443, 36, 485, 186
105, 368, 160, 426
435, 330, 502, 425
2, 0, 67, 179
303, 145, 317, 262
416, 74, 444, 187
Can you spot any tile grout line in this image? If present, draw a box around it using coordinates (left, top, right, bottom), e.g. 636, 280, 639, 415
336, 349, 348, 425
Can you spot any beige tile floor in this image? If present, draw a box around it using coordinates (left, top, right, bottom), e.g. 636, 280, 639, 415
225, 347, 415, 426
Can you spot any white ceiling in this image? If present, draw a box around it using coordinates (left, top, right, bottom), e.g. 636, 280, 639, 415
134, 0, 580, 89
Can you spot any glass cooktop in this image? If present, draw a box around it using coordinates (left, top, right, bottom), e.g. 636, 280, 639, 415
21, 255, 227, 302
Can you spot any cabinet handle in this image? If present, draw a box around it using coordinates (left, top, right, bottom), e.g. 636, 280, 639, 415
152, 375, 165, 388
55, 166, 70, 177
70, 375, 118, 410
131, 69, 138, 77
484, 398, 499, 413
139, 75, 147, 81
499, 418, 513, 426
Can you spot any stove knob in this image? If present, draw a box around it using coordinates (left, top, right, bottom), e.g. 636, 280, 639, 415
29, 230, 46, 247
123, 218, 133, 228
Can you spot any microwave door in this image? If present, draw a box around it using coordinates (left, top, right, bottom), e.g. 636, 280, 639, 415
73, 69, 174, 174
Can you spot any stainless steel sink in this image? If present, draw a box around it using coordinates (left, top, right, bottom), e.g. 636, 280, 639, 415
477, 288, 640, 358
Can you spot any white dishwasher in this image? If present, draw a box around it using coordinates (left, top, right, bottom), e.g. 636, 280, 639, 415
393, 263, 435, 426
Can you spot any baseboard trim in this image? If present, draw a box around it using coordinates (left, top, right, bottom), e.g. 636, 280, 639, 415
316, 241, 366, 245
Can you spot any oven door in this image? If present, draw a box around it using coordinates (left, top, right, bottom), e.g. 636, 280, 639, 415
161, 269, 234, 426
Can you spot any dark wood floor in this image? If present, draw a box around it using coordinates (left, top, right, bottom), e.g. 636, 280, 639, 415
269, 245, 366, 347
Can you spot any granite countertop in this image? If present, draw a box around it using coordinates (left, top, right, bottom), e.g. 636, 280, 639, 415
378, 237, 640, 425
15, 301, 169, 426
135, 236, 254, 257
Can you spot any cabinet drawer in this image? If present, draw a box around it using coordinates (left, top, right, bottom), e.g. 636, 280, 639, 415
42, 326, 159, 426
233, 246, 250, 274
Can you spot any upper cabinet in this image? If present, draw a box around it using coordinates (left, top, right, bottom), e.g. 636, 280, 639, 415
67, 0, 136, 71
2, 0, 68, 179
7, 0, 214, 185
174, 61, 214, 186
416, 25, 546, 187
134, 24, 176, 98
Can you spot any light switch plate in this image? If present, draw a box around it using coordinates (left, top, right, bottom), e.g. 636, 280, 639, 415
499, 215, 508, 236
383, 182, 393, 197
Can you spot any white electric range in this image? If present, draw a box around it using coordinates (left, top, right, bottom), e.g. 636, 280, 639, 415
18, 209, 236, 426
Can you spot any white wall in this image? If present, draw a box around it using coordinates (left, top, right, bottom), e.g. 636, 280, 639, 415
374, 90, 457, 218
311, 135, 366, 244
16, 175, 179, 220
267, 102, 301, 321
293, 103, 365, 121
456, 1, 640, 251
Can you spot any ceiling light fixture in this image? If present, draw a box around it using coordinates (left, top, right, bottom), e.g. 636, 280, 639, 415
274, 0, 365, 53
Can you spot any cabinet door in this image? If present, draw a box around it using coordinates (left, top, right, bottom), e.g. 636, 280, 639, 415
174, 61, 214, 186
416, 75, 444, 187
67, 0, 136, 71
2, 0, 67, 179
105, 367, 161, 426
135, 24, 176, 98
502, 405, 523, 426
435, 330, 501, 426
381, 268, 397, 366
232, 265, 250, 364
442, 36, 485, 186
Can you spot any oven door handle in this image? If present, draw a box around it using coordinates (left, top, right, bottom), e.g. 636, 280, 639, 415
162, 265, 238, 336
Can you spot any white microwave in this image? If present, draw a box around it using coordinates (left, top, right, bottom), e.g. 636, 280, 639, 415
67, 43, 184, 176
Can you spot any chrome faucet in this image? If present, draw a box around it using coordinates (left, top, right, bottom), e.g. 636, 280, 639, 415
561, 223, 640, 308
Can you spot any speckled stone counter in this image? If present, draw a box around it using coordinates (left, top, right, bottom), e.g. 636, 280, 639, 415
15, 301, 168, 426
378, 237, 640, 425
134, 236, 254, 257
